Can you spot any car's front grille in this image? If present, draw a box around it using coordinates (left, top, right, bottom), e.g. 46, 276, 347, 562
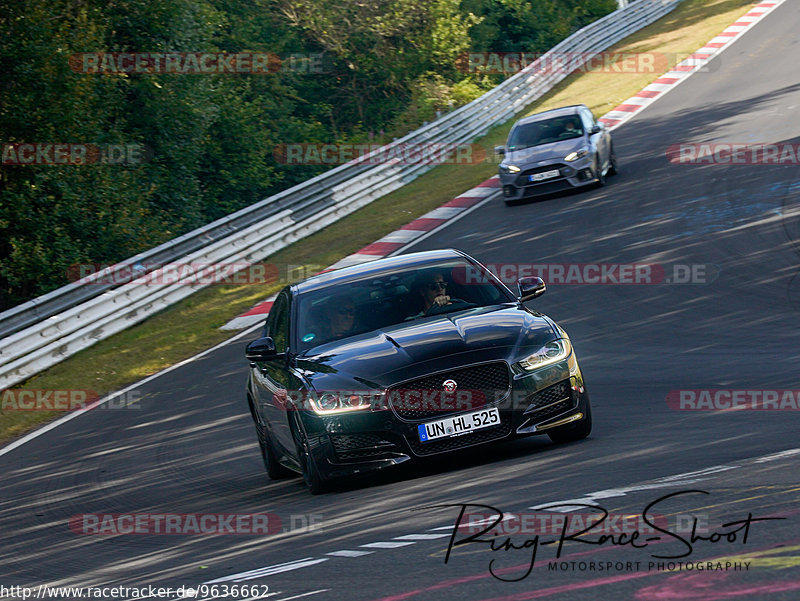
516, 163, 567, 186
388, 362, 511, 421
405, 414, 513, 456
330, 433, 400, 461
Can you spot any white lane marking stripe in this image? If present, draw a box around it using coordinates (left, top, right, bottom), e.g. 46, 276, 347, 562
0, 317, 264, 458
273, 591, 329, 601
618, 96, 651, 106
529, 465, 740, 511
642, 83, 672, 92
419, 207, 465, 220
204, 558, 329, 583
454, 187, 496, 198
326, 550, 374, 557
393, 533, 452, 540
359, 541, 416, 549
220, 314, 267, 331
754, 448, 800, 463
191, 592, 283, 600
376, 229, 427, 243
326, 254, 380, 269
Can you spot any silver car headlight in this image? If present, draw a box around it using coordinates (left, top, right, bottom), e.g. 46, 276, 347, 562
564, 149, 589, 162
515, 339, 572, 372
500, 164, 521, 173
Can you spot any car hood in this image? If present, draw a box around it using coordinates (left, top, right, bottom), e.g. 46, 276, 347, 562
505, 137, 585, 166
296, 305, 558, 389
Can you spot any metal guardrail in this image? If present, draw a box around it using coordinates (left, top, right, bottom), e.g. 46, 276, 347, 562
0, 0, 682, 389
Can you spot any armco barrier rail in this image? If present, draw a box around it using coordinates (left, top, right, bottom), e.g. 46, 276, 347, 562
0, 0, 682, 389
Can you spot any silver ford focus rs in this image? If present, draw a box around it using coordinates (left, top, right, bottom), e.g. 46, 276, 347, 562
496, 104, 617, 204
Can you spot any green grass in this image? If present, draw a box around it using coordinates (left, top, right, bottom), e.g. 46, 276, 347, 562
0, 0, 757, 444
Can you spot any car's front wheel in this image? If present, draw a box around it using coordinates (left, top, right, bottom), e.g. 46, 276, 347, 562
607, 144, 618, 176
291, 414, 330, 495
547, 397, 592, 444
594, 159, 606, 187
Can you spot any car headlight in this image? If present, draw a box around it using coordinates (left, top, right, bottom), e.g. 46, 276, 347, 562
500, 164, 521, 173
564, 149, 589, 162
515, 339, 572, 372
309, 390, 374, 414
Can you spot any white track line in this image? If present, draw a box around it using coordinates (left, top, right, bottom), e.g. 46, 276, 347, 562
0, 319, 264, 459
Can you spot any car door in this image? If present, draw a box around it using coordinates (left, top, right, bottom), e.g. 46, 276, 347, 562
582, 108, 609, 169
251, 289, 302, 456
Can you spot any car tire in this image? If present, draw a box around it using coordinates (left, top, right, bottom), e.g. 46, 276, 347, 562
607, 144, 618, 176
547, 397, 592, 444
257, 424, 292, 480
291, 415, 330, 495
595, 159, 606, 187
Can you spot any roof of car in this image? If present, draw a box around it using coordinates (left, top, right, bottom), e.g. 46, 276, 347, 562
513, 105, 586, 127
292, 248, 470, 294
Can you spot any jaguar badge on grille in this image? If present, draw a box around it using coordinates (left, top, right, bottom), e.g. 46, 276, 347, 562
442, 379, 457, 392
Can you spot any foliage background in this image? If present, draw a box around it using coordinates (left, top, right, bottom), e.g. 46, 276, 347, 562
0, 0, 615, 309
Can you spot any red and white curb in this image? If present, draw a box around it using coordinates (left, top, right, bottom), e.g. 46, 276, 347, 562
220, 178, 500, 330
598, 0, 785, 128
222, 0, 784, 331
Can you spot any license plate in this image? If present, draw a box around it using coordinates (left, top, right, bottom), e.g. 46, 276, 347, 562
418, 408, 500, 442
529, 169, 560, 182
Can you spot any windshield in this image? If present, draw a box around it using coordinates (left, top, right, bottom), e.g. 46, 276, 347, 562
507, 116, 584, 151
295, 259, 515, 352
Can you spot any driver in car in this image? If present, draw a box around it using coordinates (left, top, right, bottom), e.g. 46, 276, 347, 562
409, 271, 472, 318
561, 119, 583, 137
421, 272, 451, 313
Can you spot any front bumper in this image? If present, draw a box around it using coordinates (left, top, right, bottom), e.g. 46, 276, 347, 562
297, 360, 590, 481
499, 157, 598, 200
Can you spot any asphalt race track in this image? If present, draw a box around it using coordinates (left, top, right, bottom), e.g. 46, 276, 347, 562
2, 3, 800, 600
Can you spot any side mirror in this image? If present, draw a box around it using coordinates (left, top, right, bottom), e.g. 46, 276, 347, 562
494, 145, 506, 156
246, 337, 279, 362
590, 124, 602, 135
518, 277, 546, 302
